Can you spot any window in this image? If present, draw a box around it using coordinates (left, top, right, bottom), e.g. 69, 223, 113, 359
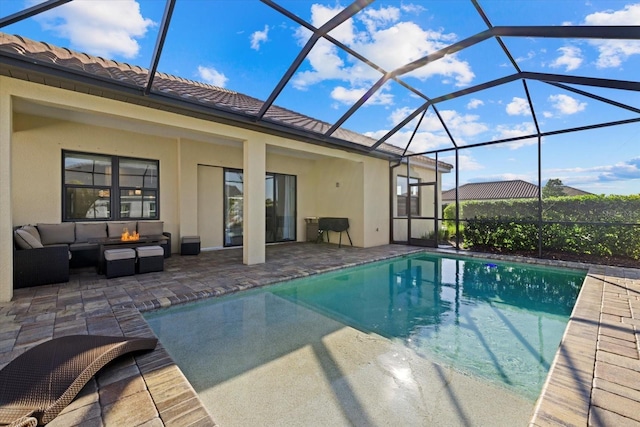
63, 151, 159, 221
397, 175, 420, 217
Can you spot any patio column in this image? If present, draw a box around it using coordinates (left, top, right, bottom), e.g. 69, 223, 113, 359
243, 138, 265, 264
0, 91, 13, 301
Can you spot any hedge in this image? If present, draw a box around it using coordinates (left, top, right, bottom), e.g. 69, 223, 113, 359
443, 194, 640, 260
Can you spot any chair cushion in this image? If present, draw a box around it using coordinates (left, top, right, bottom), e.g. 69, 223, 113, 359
14, 229, 44, 249
104, 248, 136, 261
107, 222, 137, 238
135, 246, 164, 258
75, 223, 107, 243
137, 221, 163, 236
37, 223, 75, 245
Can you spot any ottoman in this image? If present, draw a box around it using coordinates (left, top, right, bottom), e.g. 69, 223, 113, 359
181, 236, 201, 255
104, 248, 136, 279
136, 245, 165, 273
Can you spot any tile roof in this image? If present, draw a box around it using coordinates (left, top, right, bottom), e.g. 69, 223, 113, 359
558, 186, 592, 197
442, 180, 539, 202
0, 32, 452, 172
442, 180, 592, 202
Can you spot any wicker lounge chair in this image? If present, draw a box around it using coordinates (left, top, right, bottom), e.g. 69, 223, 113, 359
0, 335, 157, 426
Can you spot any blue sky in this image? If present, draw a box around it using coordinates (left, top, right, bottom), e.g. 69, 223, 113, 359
2, 0, 639, 194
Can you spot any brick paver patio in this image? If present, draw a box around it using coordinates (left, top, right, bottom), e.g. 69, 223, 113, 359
1, 243, 638, 426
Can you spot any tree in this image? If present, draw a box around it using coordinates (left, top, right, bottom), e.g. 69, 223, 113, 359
542, 178, 565, 198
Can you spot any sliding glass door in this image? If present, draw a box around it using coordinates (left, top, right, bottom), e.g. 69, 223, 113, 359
224, 170, 244, 246
266, 173, 296, 243
224, 169, 296, 247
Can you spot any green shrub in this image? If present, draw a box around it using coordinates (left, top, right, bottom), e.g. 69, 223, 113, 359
447, 194, 640, 260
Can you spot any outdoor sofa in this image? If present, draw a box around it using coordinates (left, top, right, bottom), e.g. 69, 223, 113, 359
12, 221, 171, 288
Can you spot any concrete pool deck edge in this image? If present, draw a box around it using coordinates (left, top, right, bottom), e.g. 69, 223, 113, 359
529, 264, 640, 426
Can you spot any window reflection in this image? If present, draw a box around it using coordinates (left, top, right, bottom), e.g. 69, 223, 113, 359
63, 151, 159, 220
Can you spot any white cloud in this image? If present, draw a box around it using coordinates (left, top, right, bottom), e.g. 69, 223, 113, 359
494, 122, 537, 149
546, 157, 640, 188
388, 107, 448, 131
292, 38, 350, 89
583, 4, 640, 68
388, 107, 414, 126
331, 86, 393, 105
467, 99, 484, 109
440, 154, 484, 171
305, 4, 357, 45
32, 0, 154, 59
363, 108, 487, 152
197, 66, 228, 87
368, 129, 452, 153
292, 4, 474, 91
506, 97, 531, 116
548, 94, 587, 115
250, 25, 269, 50
515, 51, 536, 63
537, 161, 640, 194
550, 46, 583, 71
437, 110, 488, 138
358, 21, 472, 85
401, 4, 427, 15
360, 6, 401, 33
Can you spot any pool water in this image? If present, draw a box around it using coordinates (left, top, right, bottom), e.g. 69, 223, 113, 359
145, 253, 585, 426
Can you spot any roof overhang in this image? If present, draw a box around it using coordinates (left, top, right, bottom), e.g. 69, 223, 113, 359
1, 50, 403, 162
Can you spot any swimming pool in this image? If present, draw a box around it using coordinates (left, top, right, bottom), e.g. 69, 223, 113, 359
145, 252, 586, 426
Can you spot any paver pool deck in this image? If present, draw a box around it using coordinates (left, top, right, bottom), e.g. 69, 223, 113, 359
0, 243, 638, 426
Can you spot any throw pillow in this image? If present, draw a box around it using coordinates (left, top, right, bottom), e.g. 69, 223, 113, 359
15, 229, 44, 249
21, 225, 42, 242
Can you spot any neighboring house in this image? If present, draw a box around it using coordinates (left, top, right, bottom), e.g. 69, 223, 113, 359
0, 33, 451, 301
442, 180, 592, 205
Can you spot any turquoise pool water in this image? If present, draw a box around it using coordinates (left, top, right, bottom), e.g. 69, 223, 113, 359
145, 253, 586, 424
269, 253, 585, 400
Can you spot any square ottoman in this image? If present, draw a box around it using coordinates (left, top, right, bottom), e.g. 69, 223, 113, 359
104, 248, 136, 279
181, 236, 201, 255
136, 245, 165, 273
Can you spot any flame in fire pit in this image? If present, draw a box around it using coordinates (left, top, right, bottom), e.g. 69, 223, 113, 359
121, 228, 140, 241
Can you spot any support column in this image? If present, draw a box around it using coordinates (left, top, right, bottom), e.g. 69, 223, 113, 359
0, 91, 13, 301
243, 138, 265, 264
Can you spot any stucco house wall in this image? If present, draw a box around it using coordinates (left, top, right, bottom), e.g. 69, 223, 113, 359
1, 75, 447, 301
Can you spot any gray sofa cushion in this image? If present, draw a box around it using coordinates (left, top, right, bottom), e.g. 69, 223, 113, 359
15, 229, 44, 249
75, 223, 107, 242
137, 221, 163, 236
108, 222, 137, 238
37, 223, 75, 245
22, 225, 41, 242
69, 242, 100, 251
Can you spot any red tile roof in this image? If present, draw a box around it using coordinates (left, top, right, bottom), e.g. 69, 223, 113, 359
442, 180, 591, 202
0, 33, 452, 172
